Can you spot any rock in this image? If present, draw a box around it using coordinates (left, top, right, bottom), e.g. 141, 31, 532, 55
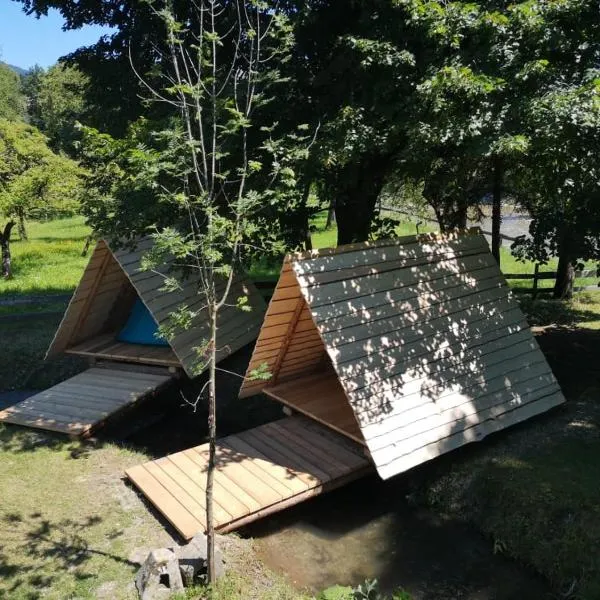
135, 547, 184, 600
172, 532, 226, 585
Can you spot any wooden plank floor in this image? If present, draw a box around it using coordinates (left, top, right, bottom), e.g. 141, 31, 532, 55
265, 368, 365, 444
126, 416, 373, 539
66, 334, 180, 367
0, 367, 173, 436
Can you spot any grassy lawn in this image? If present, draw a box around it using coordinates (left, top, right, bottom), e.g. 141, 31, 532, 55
0, 315, 87, 390
0, 426, 310, 600
0, 428, 173, 600
0, 216, 91, 297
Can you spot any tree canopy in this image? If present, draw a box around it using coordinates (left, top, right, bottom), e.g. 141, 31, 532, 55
0, 63, 26, 121
0, 119, 83, 238
12, 0, 600, 296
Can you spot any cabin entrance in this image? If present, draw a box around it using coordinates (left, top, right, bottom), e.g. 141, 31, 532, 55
264, 365, 365, 445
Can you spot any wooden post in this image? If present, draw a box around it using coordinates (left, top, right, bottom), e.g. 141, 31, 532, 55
532, 264, 540, 300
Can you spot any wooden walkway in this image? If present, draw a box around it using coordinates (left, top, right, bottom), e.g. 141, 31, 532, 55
0, 367, 173, 436
126, 416, 373, 539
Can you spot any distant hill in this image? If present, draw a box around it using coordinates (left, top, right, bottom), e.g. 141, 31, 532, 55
0, 62, 27, 76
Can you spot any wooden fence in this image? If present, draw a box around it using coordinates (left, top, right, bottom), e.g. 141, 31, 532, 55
505, 266, 600, 296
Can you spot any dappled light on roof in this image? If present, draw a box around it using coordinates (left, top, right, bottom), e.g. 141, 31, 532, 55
240, 231, 565, 480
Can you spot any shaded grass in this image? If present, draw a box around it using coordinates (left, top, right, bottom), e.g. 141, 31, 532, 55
413, 318, 600, 599
0, 428, 175, 600
0, 426, 310, 600
0, 315, 86, 391
470, 440, 600, 598
1, 216, 91, 297
518, 292, 600, 330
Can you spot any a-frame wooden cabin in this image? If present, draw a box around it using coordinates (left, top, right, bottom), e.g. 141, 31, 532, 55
125, 230, 565, 540
240, 230, 565, 479
0, 238, 266, 436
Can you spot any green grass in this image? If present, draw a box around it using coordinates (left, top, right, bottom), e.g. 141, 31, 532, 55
518, 291, 600, 330
413, 296, 600, 599
0, 426, 312, 600
0, 315, 86, 390
0, 216, 91, 297
0, 429, 174, 600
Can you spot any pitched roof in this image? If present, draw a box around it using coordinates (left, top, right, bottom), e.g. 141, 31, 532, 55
240, 231, 565, 479
47, 238, 266, 378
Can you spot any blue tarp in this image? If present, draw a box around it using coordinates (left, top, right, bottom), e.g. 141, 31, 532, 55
117, 298, 169, 346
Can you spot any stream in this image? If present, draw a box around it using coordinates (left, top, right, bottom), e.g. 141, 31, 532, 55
244, 475, 550, 599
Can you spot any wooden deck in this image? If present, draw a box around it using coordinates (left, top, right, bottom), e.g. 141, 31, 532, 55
126, 416, 372, 539
66, 334, 180, 368
265, 368, 365, 445
0, 367, 173, 436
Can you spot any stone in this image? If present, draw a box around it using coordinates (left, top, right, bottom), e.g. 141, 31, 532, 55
135, 547, 184, 600
171, 532, 226, 585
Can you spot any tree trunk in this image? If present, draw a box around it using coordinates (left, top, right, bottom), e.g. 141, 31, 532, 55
82, 235, 93, 257
430, 200, 468, 233
301, 181, 312, 251
0, 221, 16, 279
554, 244, 575, 300
17, 211, 28, 242
325, 198, 336, 230
206, 306, 217, 583
335, 157, 389, 245
491, 159, 503, 264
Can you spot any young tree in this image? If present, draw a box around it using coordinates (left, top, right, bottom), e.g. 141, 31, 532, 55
80, 0, 304, 581
0, 119, 83, 267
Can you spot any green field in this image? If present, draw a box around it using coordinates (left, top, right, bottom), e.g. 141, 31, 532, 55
4, 213, 597, 299
0, 216, 91, 297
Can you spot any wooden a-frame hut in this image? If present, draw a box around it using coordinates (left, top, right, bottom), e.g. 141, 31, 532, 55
0, 238, 266, 436
125, 230, 565, 540
240, 229, 565, 479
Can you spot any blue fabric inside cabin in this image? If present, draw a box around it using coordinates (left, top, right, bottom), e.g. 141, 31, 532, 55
117, 298, 169, 346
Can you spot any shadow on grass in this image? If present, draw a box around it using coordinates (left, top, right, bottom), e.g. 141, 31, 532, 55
30, 235, 90, 244
0, 511, 136, 599
518, 294, 600, 328
0, 425, 105, 459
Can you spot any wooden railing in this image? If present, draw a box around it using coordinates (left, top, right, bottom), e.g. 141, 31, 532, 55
505, 266, 600, 296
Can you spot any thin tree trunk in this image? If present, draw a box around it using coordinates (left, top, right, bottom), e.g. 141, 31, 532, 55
82, 235, 93, 257
301, 181, 312, 251
554, 244, 575, 300
325, 198, 336, 229
0, 221, 16, 279
17, 211, 27, 242
206, 306, 217, 582
491, 159, 503, 264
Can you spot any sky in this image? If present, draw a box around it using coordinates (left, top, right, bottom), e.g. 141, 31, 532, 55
0, 2, 114, 70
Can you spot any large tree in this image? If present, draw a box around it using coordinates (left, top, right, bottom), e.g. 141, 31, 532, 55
0, 119, 83, 254
0, 62, 26, 121
508, 0, 600, 298
513, 80, 600, 299
289, 0, 423, 244
35, 63, 89, 154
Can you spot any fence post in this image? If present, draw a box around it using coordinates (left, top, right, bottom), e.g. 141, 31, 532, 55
532, 264, 540, 300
